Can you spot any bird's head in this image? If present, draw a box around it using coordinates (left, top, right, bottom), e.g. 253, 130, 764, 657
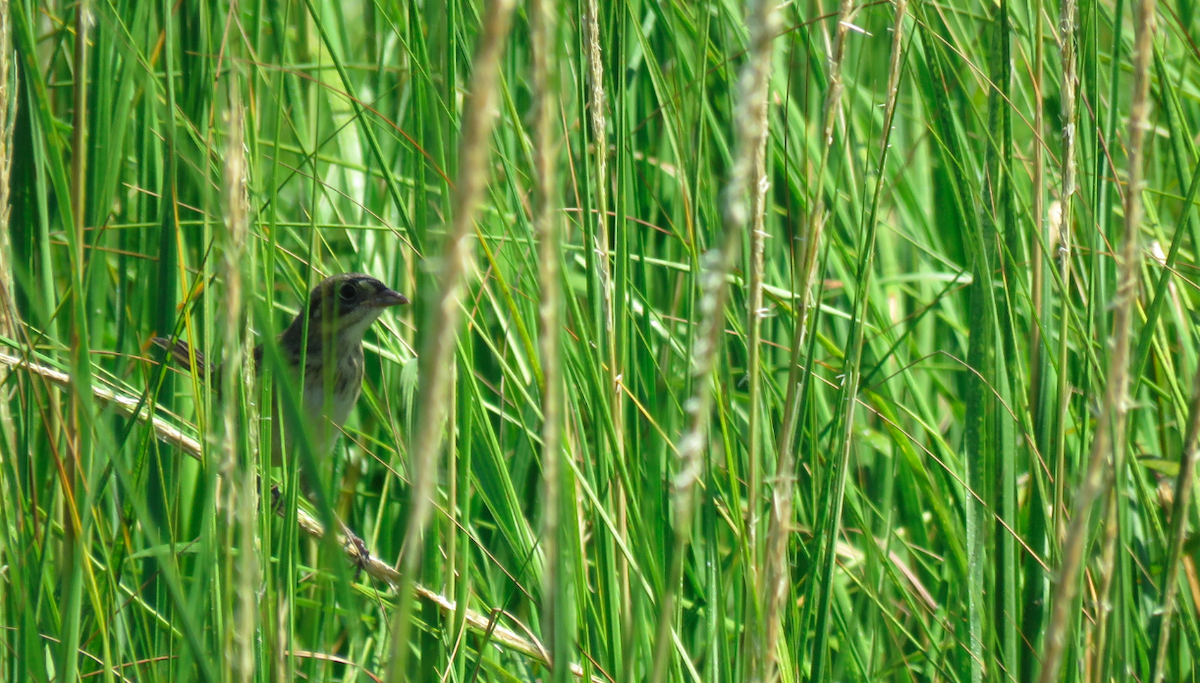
284, 273, 408, 351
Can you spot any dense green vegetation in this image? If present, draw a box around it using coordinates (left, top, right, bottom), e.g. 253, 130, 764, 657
0, 0, 1198, 680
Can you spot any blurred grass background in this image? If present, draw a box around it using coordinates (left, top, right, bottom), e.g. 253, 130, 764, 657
0, 0, 1198, 680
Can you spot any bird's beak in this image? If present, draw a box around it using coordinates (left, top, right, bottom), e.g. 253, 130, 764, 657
370, 288, 410, 308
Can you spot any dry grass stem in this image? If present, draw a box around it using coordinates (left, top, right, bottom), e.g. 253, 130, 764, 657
1037, 0, 1156, 678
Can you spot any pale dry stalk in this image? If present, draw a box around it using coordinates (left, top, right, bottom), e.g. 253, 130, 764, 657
1037, 0, 1156, 678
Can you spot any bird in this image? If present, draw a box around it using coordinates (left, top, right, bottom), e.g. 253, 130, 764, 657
152, 272, 408, 540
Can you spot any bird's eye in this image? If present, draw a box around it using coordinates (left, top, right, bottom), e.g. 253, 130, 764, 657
338, 282, 358, 302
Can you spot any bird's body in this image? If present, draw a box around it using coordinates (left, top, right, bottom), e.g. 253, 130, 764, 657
153, 272, 408, 468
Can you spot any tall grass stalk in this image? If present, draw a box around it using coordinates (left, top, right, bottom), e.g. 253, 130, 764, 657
531, 0, 571, 678
1038, 0, 1156, 678
386, 0, 516, 679
0, 0, 15, 476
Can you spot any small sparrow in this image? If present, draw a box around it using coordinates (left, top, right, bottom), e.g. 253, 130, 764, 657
153, 272, 408, 486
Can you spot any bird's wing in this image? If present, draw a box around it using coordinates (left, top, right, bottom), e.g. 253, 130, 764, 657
150, 336, 209, 375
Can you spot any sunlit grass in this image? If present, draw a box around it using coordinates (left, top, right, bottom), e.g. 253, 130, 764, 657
1, 0, 1198, 681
